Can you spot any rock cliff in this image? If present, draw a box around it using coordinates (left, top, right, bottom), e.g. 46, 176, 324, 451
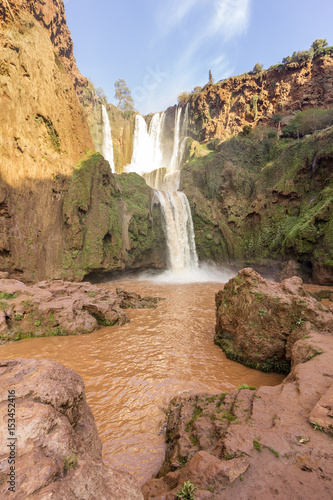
181, 126, 333, 284
0, 358, 144, 499
187, 55, 333, 141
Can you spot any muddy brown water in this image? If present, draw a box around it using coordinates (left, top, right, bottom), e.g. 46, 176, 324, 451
0, 278, 284, 484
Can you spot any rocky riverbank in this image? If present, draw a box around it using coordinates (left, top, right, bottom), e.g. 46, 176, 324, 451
0, 358, 144, 499
0, 276, 162, 343
142, 269, 333, 499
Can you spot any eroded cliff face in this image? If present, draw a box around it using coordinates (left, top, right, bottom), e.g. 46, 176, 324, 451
188, 56, 333, 141
0, 7, 94, 280
1, 0, 87, 90
0, 2, 166, 281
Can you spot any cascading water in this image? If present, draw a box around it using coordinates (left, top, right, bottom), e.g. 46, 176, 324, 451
101, 105, 115, 172
125, 106, 198, 272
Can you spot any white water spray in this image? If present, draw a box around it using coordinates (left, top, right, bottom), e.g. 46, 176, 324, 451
125, 107, 198, 272
101, 105, 115, 172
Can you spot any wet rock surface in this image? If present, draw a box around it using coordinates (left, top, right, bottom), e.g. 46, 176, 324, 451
0, 358, 143, 499
116, 287, 164, 309
215, 268, 333, 372
0, 278, 162, 343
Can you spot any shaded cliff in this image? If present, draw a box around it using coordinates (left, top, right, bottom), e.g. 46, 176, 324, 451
180, 127, 333, 284
0, 2, 166, 281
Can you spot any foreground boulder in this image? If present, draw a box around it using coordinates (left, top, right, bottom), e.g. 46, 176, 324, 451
0, 358, 143, 499
215, 268, 333, 373
142, 332, 333, 499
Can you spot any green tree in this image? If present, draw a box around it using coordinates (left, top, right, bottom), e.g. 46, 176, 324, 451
208, 70, 213, 85
114, 79, 135, 111
253, 62, 264, 73
311, 38, 328, 52
177, 91, 190, 106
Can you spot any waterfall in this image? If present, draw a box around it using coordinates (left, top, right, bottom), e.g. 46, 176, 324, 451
154, 190, 198, 271
101, 105, 115, 172
125, 107, 198, 272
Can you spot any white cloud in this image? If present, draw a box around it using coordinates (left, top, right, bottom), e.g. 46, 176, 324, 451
211, 0, 251, 40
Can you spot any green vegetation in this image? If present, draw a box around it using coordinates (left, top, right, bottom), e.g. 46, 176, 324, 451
182, 125, 333, 278
251, 95, 258, 120
63, 453, 78, 470
178, 91, 191, 106
114, 79, 135, 111
237, 384, 256, 390
253, 62, 264, 73
311, 422, 324, 431
269, 447, 279, 458
281, 108, 333, 138
185, 405, 203, 432
176, 481, 196, 500
282, 39, 333, 65
253, 438, 262, 452
0, 292, 17, 300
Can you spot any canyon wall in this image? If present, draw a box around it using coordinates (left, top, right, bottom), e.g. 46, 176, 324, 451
0, 1, 166, 281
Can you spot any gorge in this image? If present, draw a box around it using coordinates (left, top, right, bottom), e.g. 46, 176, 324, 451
0, 0, 333, 499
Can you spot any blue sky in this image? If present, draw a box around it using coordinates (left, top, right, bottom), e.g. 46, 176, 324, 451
65, 0, 333, 114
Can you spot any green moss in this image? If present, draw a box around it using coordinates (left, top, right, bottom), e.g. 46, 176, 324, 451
0, 292, 17, 300
253, 438, 262, 451
185, 405, 203, 432
215, 337, 291, 374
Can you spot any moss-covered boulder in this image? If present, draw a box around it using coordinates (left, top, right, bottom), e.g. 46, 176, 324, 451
215, 268, 333, 373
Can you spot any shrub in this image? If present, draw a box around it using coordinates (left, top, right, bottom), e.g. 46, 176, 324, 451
176, 481, 196, 499
177, 91, 191, 107
281, 108, 333, 138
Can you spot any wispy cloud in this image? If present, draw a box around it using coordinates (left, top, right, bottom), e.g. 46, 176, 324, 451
211, 0, 251, 40
157, 0, 202, 37
138, 0, 252, 112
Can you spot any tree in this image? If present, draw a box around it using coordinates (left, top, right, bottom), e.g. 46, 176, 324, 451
177, 91, 190, 106
114, 79, 135, 111
311, 39, 328, 52
208, 70, 213, 85
253, 62, 264, 73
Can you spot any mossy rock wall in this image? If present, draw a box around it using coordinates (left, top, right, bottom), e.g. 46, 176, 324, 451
180, 128, 333, 283
62, 151, 167, 280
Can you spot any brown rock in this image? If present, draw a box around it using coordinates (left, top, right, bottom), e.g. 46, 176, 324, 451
312, 262, 333, 286
143, 332, 333, 499
116, 287, 164, 309
0, 358, 143, 499
214, 268, 333, 372
309, 384, 333, 436
276, 259, 309, 282
0, 278, 129, 343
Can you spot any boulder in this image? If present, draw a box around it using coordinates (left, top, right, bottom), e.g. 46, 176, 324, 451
214, 268, 333, 373
143, 332, 333, 499
0, 278, 129, 343
0, 358, 143, 499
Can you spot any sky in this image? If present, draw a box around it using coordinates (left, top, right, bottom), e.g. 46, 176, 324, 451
65, 0, 333, 115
